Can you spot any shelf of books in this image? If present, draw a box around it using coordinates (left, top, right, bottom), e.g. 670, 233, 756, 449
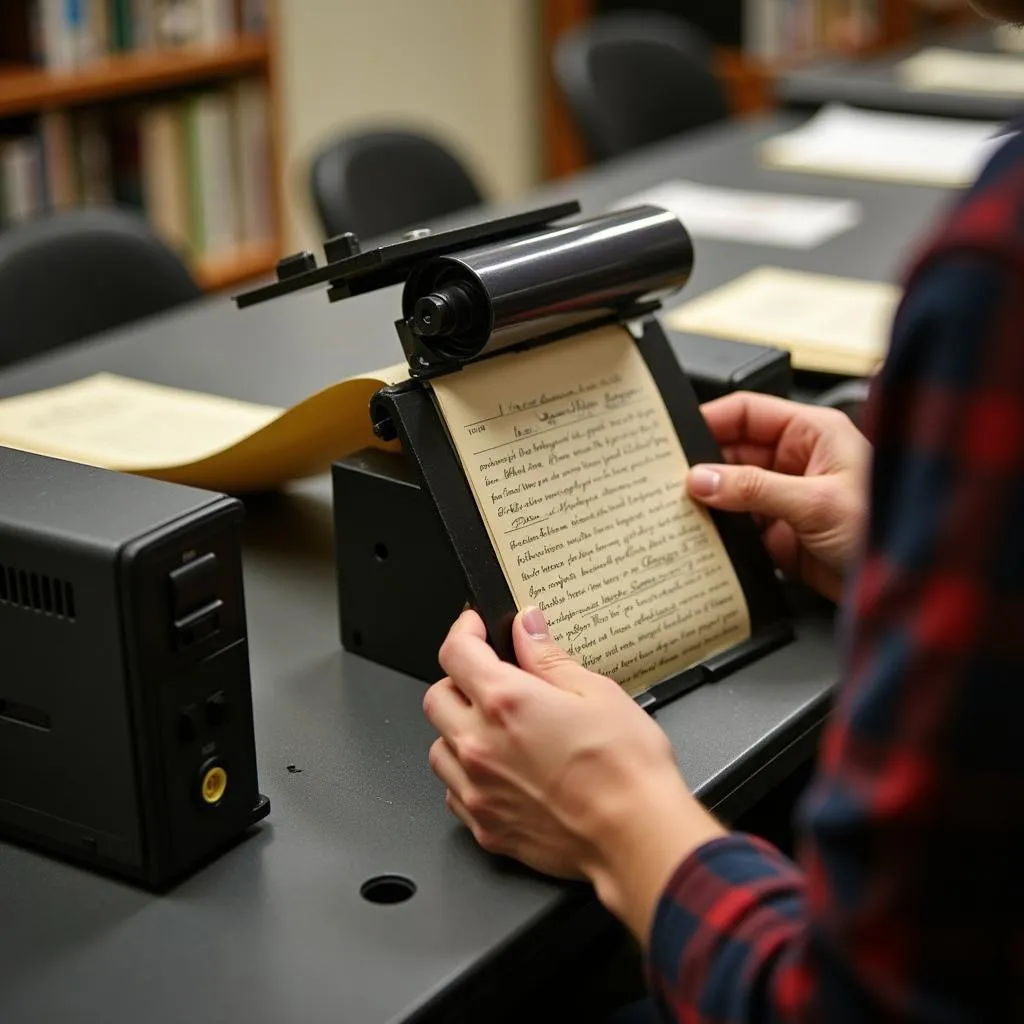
0, 0, 281, 293
0, 37, 269, 118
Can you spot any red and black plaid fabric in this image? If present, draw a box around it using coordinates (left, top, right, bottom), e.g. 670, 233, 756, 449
648, 126, 1024, 1022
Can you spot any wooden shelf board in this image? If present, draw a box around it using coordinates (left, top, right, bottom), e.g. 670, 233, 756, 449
0, 37, 269, 118
193, 241, 278, 292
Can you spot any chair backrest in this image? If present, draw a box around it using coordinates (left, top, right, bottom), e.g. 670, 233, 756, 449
0, 206, 200, 368
309, 130, 484, 242
554, 12, 730, 163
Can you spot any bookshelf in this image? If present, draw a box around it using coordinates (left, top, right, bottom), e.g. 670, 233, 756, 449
0, 1, 282, 293
542, 0, 980, 178
0, 37, 269, 118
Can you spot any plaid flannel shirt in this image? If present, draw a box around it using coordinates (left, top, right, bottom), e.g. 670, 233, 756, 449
648, 125, 1024, 1023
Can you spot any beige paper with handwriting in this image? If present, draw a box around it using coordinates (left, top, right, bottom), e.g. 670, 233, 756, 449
431, 324, 750, 696
0, 366, 408, 492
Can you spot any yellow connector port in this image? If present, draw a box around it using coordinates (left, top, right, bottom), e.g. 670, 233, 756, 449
200, 763, 228, 805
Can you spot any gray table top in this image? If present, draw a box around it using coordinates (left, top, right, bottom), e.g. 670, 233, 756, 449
0, 114, 953, 1024
779, 27, 1024, 122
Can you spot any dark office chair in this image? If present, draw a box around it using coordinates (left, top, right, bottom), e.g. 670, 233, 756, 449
554, 12, 730, 163
309, 129, 484, 241
0, 206, 200, 367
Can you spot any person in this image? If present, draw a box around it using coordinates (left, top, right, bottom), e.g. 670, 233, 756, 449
423, 1, 1024, 1019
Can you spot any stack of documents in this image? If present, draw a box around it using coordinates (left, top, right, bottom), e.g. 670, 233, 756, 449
763, 104, 1006, 187
898, 47, 1024, 97
613, 180, 862, 250
666, 266, 901, 377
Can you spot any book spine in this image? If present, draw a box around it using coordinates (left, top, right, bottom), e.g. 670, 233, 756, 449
89, 0, 109, 58
74, 109, 114, 204
232, 79, 272, 244
245, 0, 268, 34
2, 138, 46, 224
743, 0, 763, 58
236, 0, 265, 34
112, 106, 143, 210
131, 0, 153, 49
140, 102, 191, 253
0, 2, 43, 64
108, 0, 130, 51
155, 0, 202, 47
184, 96, 206, 254
29, 135, 47, 217
0, 143, 11, 226
28, 1, 46, 63
195, 92, 240, 255
197, 0, 235, 46
64, 0, 92, 65
41, 110, 78, 208
41, 0, 74, 69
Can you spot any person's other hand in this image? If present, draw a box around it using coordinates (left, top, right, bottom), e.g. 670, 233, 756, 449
687, 392, 871, 601
424, 608, 724, 941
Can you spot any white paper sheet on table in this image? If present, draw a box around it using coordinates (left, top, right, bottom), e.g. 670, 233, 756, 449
612, 180, 862, 249
898, 47, 1024, 96
762, 104, 1007, 187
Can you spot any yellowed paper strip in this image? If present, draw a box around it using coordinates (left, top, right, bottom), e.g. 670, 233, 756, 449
431, 325, 750, 697
0, 365, 407, 492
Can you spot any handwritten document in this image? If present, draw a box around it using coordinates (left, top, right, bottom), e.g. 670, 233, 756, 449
431, 325, 750, 697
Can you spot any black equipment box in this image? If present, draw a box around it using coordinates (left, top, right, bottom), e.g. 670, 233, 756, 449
0, 447, 269, 887
667, 330, 792, 404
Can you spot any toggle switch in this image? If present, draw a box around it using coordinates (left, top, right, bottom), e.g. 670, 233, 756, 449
169, 553, 219, 619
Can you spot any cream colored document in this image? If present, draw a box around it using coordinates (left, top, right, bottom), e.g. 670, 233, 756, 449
431, 325, 751, 697
0, 365, 408, 492
762, 104, 1004, 187
666, 267, 900, 377
899, 47, 1024, 96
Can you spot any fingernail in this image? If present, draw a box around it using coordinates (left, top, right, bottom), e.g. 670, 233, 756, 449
522, 606, 549, 639
689, 467, 721, 497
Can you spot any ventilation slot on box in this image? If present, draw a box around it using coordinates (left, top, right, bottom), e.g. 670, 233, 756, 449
0, 562, 76, 621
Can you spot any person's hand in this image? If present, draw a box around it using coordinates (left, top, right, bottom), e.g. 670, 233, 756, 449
424, 608, 725, 941
687, 392, 871, 602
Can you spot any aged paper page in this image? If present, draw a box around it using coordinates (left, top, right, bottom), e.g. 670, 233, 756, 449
0, 364, 408, 492
666, 267, 900, 377
431, 324, 750, 697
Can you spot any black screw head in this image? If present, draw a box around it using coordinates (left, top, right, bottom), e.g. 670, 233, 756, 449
413, 293, 454, 337
276, 251, 317, 280
324, 231, 361, 263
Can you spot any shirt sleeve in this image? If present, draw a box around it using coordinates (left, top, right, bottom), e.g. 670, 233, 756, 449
647, 249, 1024, 1023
